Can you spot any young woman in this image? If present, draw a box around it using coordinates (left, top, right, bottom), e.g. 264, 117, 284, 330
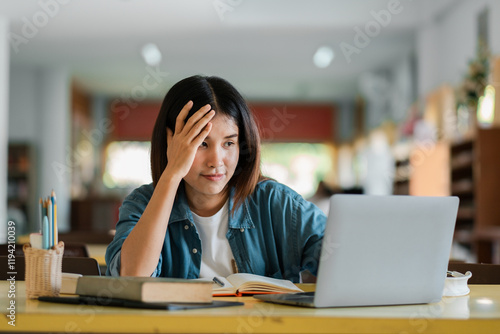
105, 75, 326, 282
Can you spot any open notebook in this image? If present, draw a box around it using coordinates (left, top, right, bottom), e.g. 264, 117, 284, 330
202, 273, 303, 296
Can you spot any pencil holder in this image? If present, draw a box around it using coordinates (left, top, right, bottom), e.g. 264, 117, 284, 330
23, 241, 64, 299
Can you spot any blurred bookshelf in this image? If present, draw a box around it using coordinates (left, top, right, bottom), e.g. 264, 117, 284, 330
7, 143, 36, 235
393, 158, 410, 195
472, 128, 500, 263
450, 128, 500, 263
450, 138, 475, 249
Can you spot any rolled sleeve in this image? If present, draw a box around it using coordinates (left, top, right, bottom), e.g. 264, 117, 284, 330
104, 184, 158, 276
296, 199, 326, 276
254, 180, 326, 281
107, 250, 122, 276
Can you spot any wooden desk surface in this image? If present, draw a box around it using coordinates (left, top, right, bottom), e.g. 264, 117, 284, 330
1, 282, 499, 333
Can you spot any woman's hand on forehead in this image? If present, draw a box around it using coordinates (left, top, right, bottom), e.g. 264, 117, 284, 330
164, 101, 215, 179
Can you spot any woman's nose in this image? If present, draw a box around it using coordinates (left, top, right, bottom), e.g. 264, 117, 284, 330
207, 147, 223, 168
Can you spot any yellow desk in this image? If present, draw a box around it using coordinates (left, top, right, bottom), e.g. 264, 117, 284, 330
1, 282, 499, 333
87, 244, 108, 266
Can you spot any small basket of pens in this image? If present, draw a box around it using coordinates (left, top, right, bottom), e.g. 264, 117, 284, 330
23, 242, 64, 299
23, 190, 64, 299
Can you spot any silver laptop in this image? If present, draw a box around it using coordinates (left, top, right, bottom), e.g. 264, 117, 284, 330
255, 194, 459, 308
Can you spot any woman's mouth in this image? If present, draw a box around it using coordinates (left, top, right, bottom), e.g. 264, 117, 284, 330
202, 173, 224, 181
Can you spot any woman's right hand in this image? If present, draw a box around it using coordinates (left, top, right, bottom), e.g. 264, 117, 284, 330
164, 101, 215, 180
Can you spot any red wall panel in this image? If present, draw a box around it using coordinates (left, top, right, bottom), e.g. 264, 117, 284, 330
250, 103, 335, 142
110, 102, 161, 141
110, 102, 336, 142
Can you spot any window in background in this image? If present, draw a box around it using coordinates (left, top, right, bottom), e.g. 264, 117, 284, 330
103, 141, 335, 197
103, 141, 152, 188
261, 143, 334, 198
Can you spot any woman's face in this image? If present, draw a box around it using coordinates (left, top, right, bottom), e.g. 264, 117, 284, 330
183, 113, 240, 205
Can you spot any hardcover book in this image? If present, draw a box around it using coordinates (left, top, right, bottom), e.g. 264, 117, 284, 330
75, 276, 213, 303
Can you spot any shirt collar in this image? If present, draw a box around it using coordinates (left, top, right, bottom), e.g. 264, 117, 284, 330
170, 184, 255, 229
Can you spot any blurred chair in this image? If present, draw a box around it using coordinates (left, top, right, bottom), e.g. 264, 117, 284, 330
62, 242, 90, 257
62, 256, 101, 276
0, 244, 24, 256
448, 262, 500, 284
0, 256, 101, 280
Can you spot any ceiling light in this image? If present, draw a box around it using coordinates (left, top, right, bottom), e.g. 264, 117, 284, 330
313, 46, 335, 68
141, 43, 162, 66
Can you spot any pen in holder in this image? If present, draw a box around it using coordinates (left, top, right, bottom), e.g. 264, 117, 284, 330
23, 241, 65, 299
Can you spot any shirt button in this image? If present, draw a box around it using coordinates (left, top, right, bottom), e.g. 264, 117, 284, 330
192, 248, 198, 254
240, 228, 245, 232
184, 225, 189, 230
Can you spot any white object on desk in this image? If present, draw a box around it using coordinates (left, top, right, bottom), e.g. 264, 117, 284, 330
60, 272, 82, 295
29, 233, 43, 249
443, 271, 472, 297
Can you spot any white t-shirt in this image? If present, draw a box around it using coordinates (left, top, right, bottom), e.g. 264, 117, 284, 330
191, 200, 235, 278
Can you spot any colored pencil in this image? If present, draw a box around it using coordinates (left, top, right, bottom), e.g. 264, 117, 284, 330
42, 216, 50, 250
51, 190, 58, 245
39, 198, 43, 233
46, 197, 53, 248
42, 199, 47, 225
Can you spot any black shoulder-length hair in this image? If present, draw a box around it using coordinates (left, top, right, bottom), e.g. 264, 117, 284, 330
150, 75, 262, 213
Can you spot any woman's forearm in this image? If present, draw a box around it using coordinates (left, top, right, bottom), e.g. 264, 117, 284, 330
120, 170, 182, 276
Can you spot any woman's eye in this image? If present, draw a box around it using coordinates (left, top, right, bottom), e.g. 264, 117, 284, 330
225, 141, 235, 147
199, 142, 208, 148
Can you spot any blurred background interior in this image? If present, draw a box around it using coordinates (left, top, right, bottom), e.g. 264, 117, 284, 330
2, 0, 500, 269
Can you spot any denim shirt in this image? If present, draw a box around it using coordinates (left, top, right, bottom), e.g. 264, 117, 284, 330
105, 180, 326, 282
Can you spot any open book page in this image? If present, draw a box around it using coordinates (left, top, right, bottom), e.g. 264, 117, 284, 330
226, 273, 303, 294
210, 277, 238, 294
194, 277, 238, 295
195, 274, 303, 296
